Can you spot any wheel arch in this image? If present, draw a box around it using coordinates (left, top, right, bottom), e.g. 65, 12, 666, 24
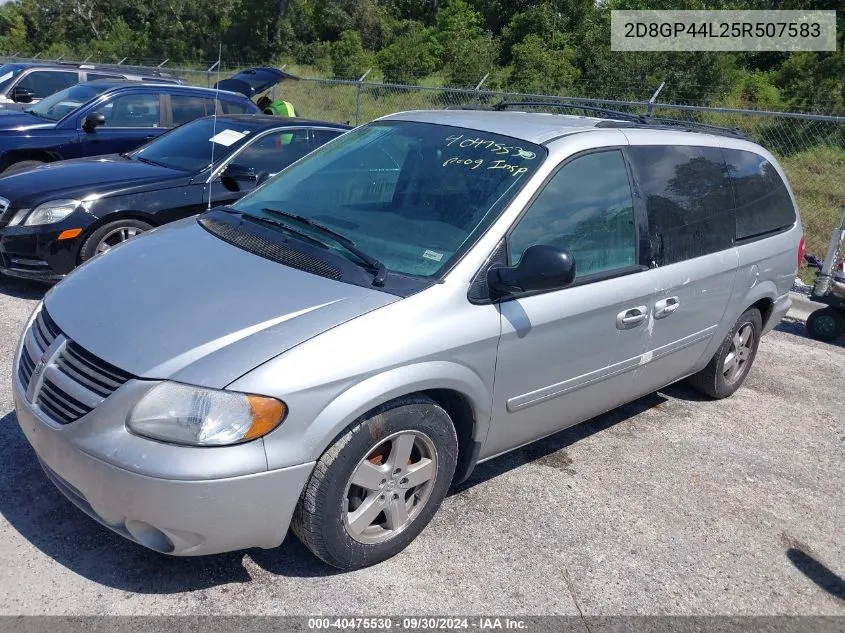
77, 210, 159, 263
0, 149, 62, 172
294, 361, 492, 484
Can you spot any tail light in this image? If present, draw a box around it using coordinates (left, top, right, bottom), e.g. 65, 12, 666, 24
797, 236, 805, 268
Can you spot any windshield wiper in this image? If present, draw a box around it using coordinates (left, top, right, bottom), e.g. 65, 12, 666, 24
134, 156, 165, 168
261, 207, 387, 286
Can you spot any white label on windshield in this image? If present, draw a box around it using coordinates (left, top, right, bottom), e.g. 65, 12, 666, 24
209, 129, 246, 146
423, 250, 444, 262
0, 72, 13, 84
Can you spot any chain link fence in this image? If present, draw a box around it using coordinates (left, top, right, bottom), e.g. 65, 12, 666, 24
1, 55, 843, 273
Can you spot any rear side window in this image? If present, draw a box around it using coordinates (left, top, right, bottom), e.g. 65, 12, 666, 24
86, 73, 124, 81
629, 145, 734, 266
723, 149, 795, 240
220, 99, 249, 114
170, 95, 215, 126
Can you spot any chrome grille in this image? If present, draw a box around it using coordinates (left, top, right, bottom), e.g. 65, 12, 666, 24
0, 196, 12, 228
18, 308, 133, 425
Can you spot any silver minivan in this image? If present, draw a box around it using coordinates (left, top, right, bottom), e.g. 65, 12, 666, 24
13, 110, 801, 569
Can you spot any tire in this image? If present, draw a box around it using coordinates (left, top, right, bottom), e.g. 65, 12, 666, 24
2, 160, 45, 175
688, 308, 762, 399
79, 219, 153, 263
292, 395, 458, 570
806, 307, 845, 342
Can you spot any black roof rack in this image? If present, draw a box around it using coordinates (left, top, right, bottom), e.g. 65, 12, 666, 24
449, 99, 747, 140
489, 100, 646, 123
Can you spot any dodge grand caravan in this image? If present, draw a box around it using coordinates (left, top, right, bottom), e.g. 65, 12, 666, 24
13, 109, 801, 570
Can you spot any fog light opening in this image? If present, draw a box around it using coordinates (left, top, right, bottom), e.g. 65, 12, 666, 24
124, 520, 175, 554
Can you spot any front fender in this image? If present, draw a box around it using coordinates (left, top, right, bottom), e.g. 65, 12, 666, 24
259, 361, 493, 471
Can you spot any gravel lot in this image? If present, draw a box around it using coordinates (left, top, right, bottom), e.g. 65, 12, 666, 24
0, 276, 842, 616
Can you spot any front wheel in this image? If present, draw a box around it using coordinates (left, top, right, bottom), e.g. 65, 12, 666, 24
79, 219, 153, 263
806, 307, 845, 342
688, 308, 762, 399
292, 396, 458, 570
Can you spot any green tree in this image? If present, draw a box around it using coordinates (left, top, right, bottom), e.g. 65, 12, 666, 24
331, 29, 371, 79
508, 33, 578, 95
377, 20, 441, 83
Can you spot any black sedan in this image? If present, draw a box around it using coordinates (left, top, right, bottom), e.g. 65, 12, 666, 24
0, 115, 349, 281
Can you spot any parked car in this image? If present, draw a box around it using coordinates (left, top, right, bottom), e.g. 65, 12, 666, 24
0, 80, 258, 174
0, 62, 180, 111
0, 114, 349, 280
13, 110, 801, 570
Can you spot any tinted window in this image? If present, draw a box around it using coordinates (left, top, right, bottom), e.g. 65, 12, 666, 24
220, 99, 249, 114
0, 65, 24, 92
724, 149, 795, 240
86, 72, 124, 81
171, 95, 215, 126
629, 145, 734, 266
233, 121, 545, 277
311, 129, 345, 145
102, 93, 161, 127
130, 117, 251, 172
509, 150, 636, 277
17, 70, 78, 98
233, 129, 314, 174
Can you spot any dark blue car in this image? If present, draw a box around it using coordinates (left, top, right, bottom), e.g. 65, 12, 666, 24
0, 80, 259, 174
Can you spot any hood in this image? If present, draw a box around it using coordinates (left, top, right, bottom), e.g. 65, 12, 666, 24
0, 155, 184, 204
214, 67, 298, 99
0, 110, 56, 131
44, 218, 398, 387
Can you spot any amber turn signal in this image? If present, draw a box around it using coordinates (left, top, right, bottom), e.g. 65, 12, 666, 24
57, 228, 83, 241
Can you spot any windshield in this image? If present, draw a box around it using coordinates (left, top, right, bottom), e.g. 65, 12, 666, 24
0, 65, 23, 93
130, 117, 252, 172
26, 84, 111, 121
233, 121, 545, 278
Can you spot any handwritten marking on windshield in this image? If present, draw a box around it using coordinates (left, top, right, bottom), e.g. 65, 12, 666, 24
443, 157, 484, 169
444, 135, 536, 159
442, 156, 528, 177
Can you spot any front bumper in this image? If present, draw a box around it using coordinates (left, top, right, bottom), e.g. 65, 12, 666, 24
13, 375, 315, 556
0, 213, 91, 280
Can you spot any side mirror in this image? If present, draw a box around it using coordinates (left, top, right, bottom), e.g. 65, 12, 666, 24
487, 244, 576, 299
82, 112, 105, 133
10, 87, 34, 104
220, 163, 258, 192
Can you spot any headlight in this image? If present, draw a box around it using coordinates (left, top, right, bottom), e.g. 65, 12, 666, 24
127, 382, 286, 446
20, 199, 86, 226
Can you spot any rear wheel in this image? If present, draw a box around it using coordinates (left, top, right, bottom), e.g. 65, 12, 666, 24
79, 219, 153, 263
689, 308, 762, 399
292, 395, 458, 570
806, 307, 845, 342
2, 160, 45, 175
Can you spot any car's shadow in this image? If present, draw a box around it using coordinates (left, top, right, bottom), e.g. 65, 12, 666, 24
0, 389, 671, 592
775, 316, 845, 349
0, 276, 48, 300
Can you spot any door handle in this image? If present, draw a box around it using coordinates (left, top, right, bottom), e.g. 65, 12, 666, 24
616, 306, 648, 329
654, 296, 680, 319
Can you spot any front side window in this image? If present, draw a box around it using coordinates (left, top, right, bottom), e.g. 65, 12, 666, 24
0, 65, 24, 92
101, 93, 161, 128
724, 149, 795, 240
17, 70, 78, 98
232, 128, 314, 175
27, 83, 111, 121
233, 121, 545, 277
629, 145, 734, 266
509, 150, 636, 278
